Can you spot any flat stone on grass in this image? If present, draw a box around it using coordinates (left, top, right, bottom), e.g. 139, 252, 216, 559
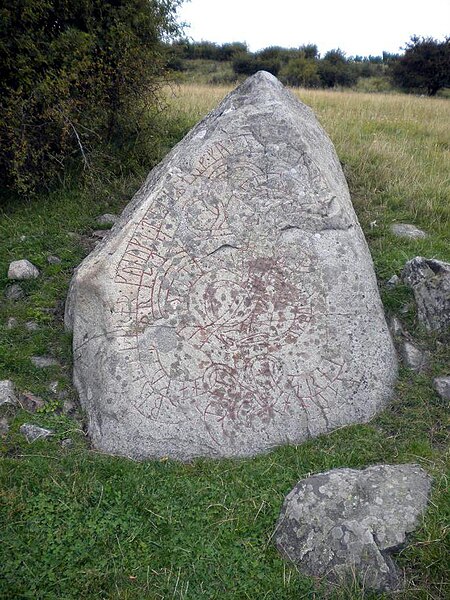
433, 376, 450, 401
275, 464, 431, 592
0, 380, 19, 407
400, 339, 428, 373
8, 259, 39, 280
390, 223, 427, 239
30, 356, 59, 369
20, 423, 54, 442
402, 257, 450, 331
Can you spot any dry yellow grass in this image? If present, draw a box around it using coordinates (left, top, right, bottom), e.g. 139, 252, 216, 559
165, 84, 450, 240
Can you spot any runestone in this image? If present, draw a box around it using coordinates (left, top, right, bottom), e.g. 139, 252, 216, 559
65, 72, 397, 459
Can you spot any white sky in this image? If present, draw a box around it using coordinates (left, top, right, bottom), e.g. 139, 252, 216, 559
177, 0, 450, 57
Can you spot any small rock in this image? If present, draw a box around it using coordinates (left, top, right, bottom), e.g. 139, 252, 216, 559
61, 438, 73, 449
388, 316, 404, 337
0, 417, 9, 436
19, 392, 45, 412
275, 464, 431, 592
7, 259, 39, 280
47, 255, 62, 265
386, 274, 400, 288
31, 356, 59, 369
0, 380, 19, 406
4, 284, 24, 301
96, 213, 117, 226
20, 423, 53, 442
390, 223, 427, 239
63, 399, 75, 414
433, 376, 450, 401
25, 321, 39, 332
400, 339, 428, 372
402, 257, 450, 332
6, 317, 18, 329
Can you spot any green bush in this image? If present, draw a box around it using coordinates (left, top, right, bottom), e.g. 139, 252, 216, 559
0, 0, 183, 194
280, 55, 320, 88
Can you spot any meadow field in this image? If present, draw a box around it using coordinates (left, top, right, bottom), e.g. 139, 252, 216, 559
0, 84, 449, 599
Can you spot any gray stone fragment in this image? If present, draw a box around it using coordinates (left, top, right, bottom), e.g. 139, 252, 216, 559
47, 255, 62, 265
433, 376, 450, 401
0, 380, 19, 407
402, 257, 450, 332
390, 224, 427, 239
96, 213, 118, 226
275, 464, 431, 592
6, 317, 18, 329
4, 284, 24, 301
388, 316, 404, 337
31, 356, 59, 369
25, 321, 39, 332
65, 71, 397, 461
7, 259, 39, 280
63, 399, 75, 414
386, 274, 400, 288
20, 423, 53, 442
400, 339, 428, 372
61, 437, 73, 448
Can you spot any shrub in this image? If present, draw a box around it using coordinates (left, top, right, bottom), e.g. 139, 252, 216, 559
0, 0, 183, 194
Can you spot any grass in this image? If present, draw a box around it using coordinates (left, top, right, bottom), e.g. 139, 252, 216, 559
0, 84, 449, 599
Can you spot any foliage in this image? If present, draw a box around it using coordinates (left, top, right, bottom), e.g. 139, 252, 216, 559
279, 54, 320, 87
391, 36, 450, 96
0, 0, 183, 194
171, 40, 248, 61
318, 49, 358, 88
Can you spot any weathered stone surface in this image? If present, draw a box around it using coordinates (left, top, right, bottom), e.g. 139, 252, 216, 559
433, 376, 450, 401
402, 257, 450, 331
275, 464, 431, 592
0, 380, 19, 407
390, 223, 427, 239
25, 321, 39, 332
400, 339, 428, 372
96, 213, 118, 226
20, 423, 53, 442
8, 259, 39, 280
65, 72, 397, 460
30, 356, 59, 369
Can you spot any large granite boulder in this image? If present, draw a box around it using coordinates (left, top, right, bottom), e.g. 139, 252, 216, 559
275, 464, 432, 592
402, 257, 450, 332
65, 72, 397, 460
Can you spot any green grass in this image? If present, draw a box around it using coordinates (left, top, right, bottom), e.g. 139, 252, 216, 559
0, 85, 449, 599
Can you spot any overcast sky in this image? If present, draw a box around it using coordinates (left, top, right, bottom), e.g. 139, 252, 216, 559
177, 0, 449, 57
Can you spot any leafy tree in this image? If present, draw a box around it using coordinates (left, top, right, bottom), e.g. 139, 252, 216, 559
391, 36, 450, 96
318, 49, 358, 87
0, 0, 183, 193
280, 54, 320, 87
